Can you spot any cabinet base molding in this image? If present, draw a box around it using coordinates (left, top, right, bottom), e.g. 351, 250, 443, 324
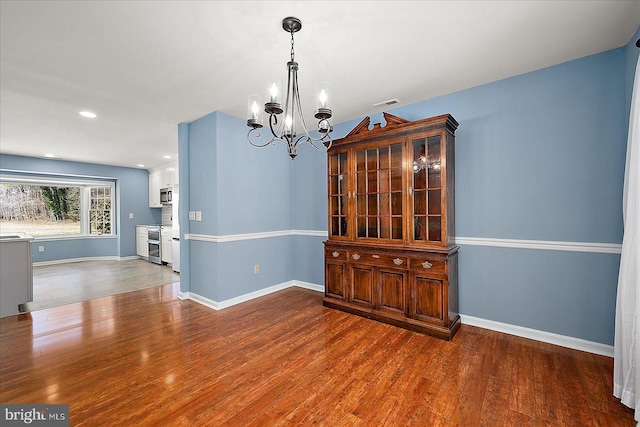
323, 297, 460, 341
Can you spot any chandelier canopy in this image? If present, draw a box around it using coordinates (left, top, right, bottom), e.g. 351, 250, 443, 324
246, 17, 333, 159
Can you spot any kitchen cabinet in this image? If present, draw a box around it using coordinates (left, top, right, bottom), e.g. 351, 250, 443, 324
0, 236, 33, 317
161, 227, 172, 264
148, 173, 163, 208
323, 113, 460, 340
136, 226, 148, 258
148, 161, 178, 208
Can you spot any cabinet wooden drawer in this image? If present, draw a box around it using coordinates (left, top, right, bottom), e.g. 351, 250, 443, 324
349, 251, 408, 268
325, 248, 347, 261
409, 257, 446, 275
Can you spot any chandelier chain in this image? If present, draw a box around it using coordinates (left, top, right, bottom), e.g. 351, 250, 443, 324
290, 30, 295, 62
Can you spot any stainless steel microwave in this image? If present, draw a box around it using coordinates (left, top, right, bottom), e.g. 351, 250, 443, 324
160, 187, 172, 204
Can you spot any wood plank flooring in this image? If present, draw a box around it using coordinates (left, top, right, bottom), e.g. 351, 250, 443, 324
0, 284, 634, 426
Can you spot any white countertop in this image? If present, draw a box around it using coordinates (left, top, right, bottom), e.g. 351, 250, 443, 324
0, 234, 34, 242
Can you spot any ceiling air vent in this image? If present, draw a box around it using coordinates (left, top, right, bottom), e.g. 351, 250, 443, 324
373, 98, 400, 108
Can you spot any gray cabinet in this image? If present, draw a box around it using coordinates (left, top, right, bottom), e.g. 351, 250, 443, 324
0, 237, 33, 317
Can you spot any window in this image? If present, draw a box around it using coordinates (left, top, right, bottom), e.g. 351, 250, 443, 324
0, 176, 115, 238
89, 186, 112, 234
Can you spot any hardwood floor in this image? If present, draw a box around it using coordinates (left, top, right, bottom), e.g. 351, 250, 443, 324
0, 284, 634, 426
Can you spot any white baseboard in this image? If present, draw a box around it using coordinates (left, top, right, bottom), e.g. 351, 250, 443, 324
290, 280, 325, 293
179, 282, 612, 357
460, 314, 614, 357
181, 280, 323, 311
34, 255, 139, 266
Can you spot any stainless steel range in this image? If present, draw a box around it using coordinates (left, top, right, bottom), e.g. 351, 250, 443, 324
147, 226, 162, 264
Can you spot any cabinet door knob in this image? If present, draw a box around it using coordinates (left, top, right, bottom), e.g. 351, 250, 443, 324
393, 258, 403, 265
422, 261, 433, 269
332, 251, 340, 258
352, 254, 360, 260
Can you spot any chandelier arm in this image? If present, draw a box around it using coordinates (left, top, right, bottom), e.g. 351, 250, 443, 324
275, 95, 288, 138
294, 134, 310, 147
268, 115, 290, 147
307, 133, 333, 151
268, 114, 280, 139
247, 127, 276, 148
325, 133, 333, 150
283, 64, 294, 133
291, 69, 333, 151
292, 70, 314, 142
321, 132, 334, 150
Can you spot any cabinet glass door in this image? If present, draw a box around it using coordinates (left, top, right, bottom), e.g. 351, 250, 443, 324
355, 142, 403, 240
328, 152, 349, 238
412, 136, 442, 243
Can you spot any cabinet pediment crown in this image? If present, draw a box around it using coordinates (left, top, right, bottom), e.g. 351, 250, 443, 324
345, 113, 409, 138
337, 113, 459, 148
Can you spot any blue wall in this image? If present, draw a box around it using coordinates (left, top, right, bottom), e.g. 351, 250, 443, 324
626, 27, 640, 125
181, 111, 293, 301
181, 36, 638, 346
0, 154, 160, 261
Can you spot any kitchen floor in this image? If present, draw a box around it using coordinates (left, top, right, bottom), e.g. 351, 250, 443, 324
24, 258, 179, 312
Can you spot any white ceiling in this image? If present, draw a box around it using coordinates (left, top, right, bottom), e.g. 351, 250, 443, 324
1, 1, 639, 170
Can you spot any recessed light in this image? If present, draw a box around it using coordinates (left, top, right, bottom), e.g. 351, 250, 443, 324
79, 111, 97, 118
163, 155, 171, 159
137, 164, 145, 168
44, 153, 56, 158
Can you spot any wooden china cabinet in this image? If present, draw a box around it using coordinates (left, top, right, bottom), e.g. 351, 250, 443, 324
323, 112, 460, 340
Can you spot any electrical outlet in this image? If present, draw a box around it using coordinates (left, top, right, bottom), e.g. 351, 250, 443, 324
254, 265, 259, 274
129, 213, 134, 219
38, 246, 44, 252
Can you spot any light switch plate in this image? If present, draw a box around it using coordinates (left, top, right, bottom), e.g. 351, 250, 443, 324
195, 211, 202, 221
188, 211, 196, 221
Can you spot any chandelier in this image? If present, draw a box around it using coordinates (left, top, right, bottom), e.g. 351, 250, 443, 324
246, 17, 333, 159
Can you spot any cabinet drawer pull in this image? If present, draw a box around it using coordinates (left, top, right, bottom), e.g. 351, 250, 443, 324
422, 261, 433, 269
332, 251, 340, 258
352, 254, 360, 260
393, 258, 403, 265
371, 255, 380, 259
